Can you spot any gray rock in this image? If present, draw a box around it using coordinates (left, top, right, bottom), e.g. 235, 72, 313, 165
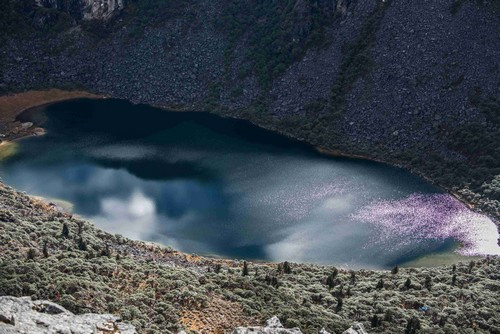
342, 322, 367, 334
232, 318, 367, 334
20, 122, 33, 129
0, 296, 136, 334
232, 316, 302, 334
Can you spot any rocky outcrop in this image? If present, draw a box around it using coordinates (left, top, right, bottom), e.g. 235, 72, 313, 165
232, 317, 367, 334
82, 0, 124, 20
232, 317, 303, 334
0, 296, 368, 334
0, 296, 136, 334
342, 322, 368, 334
35, 0, 123, 20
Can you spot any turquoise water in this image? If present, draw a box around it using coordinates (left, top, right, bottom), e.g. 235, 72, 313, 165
1, 99, 497, 269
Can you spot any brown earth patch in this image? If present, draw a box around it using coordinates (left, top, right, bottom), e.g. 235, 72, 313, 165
0, 89, 102, 140
180, 295, 258, 333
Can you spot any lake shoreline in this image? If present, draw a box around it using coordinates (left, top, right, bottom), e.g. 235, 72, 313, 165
0, 90, 496, 230
27, 191, 485, 269
1, 93, 498, 269
0, 89, 104, 142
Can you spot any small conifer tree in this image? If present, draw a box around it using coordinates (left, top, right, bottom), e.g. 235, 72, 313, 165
27, 248, 36, 260
468, 261, 474, 274
384, 309, 394, 322
100, 244, 111, 257
62, 223, 70, 238
371, 314, 380, 327
424, 276, 432, 290
283, 261, 292, 274
326, 273, 336, 289
78, 238, 87, 251
404, 278, 411, 290
42, 243, 49, 258
242, 261, 249, 276
405, 316, 421, 334
336, 297, 343, 312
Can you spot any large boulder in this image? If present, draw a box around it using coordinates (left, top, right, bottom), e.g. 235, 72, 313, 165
342, 322, 368, 334
0, 296, 136, 334
232, 316, 302, 334
232, 317, 368, 334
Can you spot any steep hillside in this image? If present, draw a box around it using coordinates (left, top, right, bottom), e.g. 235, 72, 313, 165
0, 182, 499, 333
1, 0, 499, 221
0, 0, 499, 219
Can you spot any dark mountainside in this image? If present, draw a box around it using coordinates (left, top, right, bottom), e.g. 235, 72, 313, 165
0, 0, 499, 220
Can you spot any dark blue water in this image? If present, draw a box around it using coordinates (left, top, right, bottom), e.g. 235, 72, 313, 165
2, 99, 495, 268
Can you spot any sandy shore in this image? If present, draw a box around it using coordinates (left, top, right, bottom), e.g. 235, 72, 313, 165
0, 89, 103, 140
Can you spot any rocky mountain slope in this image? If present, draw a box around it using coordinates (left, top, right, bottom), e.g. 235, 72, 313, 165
0, 0, 498, 221
0, 182, 499, 333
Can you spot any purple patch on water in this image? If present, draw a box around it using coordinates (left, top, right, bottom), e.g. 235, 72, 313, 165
353, 194, 500, 256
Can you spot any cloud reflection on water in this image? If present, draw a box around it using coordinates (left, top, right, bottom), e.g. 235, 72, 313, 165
2, 100, 499, 268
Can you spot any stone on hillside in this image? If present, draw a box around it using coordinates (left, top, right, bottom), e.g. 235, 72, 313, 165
232, 319, 367, 334
266, 316, 283, 328
342, 322, 368, 334
232, 316, 302, 334
0, 296, 136, 334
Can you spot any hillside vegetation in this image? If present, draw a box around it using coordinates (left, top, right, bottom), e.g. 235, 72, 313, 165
0, 183, 499, 333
